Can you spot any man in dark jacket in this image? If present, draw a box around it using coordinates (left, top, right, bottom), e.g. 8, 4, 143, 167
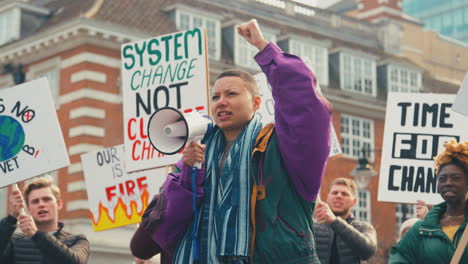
0, 176, 89, 264
313, 178, 377, 264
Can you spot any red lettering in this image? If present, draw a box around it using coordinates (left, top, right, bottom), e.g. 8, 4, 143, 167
125, 180, 136, 196
132, 140, 141, 160
105, 186, 117, 201
139, 118, 148, 139
142, 141, 153, 160
128, 118, 137, 140
119, 182, 125, 195
136, 176, 148, 190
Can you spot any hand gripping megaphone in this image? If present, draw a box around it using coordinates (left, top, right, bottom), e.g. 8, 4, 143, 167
147, 106, 213, 261
147, 107, 213, 167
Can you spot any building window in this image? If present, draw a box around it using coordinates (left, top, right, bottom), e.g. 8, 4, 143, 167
340, 54, 376, 96
395, 204, 416, 235
340, 114, 374, 160
28, 58, 61, 109
0, 9, 20, 46
388, 66, 421, 93
289, 39, 328, 86
235, 29, 276, 70
352, 190, 371, 222
175, 10, 221, 60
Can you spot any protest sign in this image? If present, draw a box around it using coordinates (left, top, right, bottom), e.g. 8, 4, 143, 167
122, 28, 210, 172
0, 78, 69, 188
81, 145, 166, 231
254, 72, 342, 157
378, 93, 468, 205
453, 72, 468, 117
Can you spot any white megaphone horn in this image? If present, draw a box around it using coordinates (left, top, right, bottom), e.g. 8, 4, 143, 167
147, 107, 213, 168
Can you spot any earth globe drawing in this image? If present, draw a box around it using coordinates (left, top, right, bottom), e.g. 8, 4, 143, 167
0, 115, 25, 162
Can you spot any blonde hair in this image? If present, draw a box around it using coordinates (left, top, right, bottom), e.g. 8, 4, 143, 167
23, 176, 61, 206
434, 139, 468, 174
330, 177, 358, 197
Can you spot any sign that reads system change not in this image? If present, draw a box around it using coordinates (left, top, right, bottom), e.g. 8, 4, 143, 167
378, 93, 468, 205
81, 145, 166, 231
0, 78, 69, 188
122, 28, 210, 173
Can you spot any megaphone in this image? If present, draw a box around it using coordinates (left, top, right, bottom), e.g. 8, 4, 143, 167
147, 107, 213, 167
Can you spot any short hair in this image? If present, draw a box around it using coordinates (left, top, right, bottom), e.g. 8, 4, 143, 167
434, 139, 468, 175
399, 217, 420, 240
23, 176, 61, 206
330, 177, 358, 197
215, 69, 259, 97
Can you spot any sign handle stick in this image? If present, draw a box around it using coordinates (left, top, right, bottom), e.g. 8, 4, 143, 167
11, 183, 26, 215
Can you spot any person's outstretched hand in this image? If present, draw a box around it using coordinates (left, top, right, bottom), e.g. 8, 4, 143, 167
237, 19, 269, 51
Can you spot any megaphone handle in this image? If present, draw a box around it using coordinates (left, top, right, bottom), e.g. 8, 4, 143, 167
191, 138, 203, 169
190, 166, 200, 261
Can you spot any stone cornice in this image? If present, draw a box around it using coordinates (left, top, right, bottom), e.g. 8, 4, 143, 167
0, 18, 151, 64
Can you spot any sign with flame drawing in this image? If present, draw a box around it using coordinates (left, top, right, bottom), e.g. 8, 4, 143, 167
81, 145, 166, 231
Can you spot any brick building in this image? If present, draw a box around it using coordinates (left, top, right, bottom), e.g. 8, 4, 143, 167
0, 0, 467, 263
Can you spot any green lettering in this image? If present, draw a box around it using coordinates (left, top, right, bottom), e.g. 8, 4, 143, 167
134, 41, 147, 67
187, 58, 197, 79
177, 60, 187, 80
152, 65, 164, 86
161, 35, 173, 62
148, 39, 162, 66
123, 45, 135, 70
174, 33, 183, 60
184, 29, 202, 58
131, 71, 141, 90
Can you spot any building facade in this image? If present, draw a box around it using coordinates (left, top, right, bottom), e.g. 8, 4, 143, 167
403, 0, 468, 43
0, 0, 467, 263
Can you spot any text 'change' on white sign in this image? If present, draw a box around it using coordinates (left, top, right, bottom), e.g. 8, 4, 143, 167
378, 93, 468, 205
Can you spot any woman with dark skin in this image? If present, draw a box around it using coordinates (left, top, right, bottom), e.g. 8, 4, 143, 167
390, 139, 468, 263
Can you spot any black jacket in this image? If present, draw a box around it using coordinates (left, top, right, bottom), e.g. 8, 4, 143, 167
0, 215, 89, 264
313, 215, 377, 264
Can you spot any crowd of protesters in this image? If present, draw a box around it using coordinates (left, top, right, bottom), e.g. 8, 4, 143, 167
2, 17, 468, 264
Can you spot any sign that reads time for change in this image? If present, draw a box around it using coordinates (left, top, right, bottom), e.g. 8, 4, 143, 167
122, 28, 210, 173
378, 93, 468, 205
0, 78, 69, 188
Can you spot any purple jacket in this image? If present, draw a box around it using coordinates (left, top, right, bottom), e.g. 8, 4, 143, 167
130, 42, 331, 261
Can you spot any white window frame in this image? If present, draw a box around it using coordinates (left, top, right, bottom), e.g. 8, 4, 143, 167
0, 7, 20, 46
352, 189, 371, 222
287, 36, 329, 86
388, 65, 422, 93
235, 26, 277, 70
28, 57, 61, 109
395, 203, 417, 235
339, 52, 377, 96
340, 114, 374, 161
174, 8, 221, 61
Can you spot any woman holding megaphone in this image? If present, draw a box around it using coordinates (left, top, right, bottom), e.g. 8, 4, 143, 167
390, 140, 468, 264
131, 19, 331, 264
